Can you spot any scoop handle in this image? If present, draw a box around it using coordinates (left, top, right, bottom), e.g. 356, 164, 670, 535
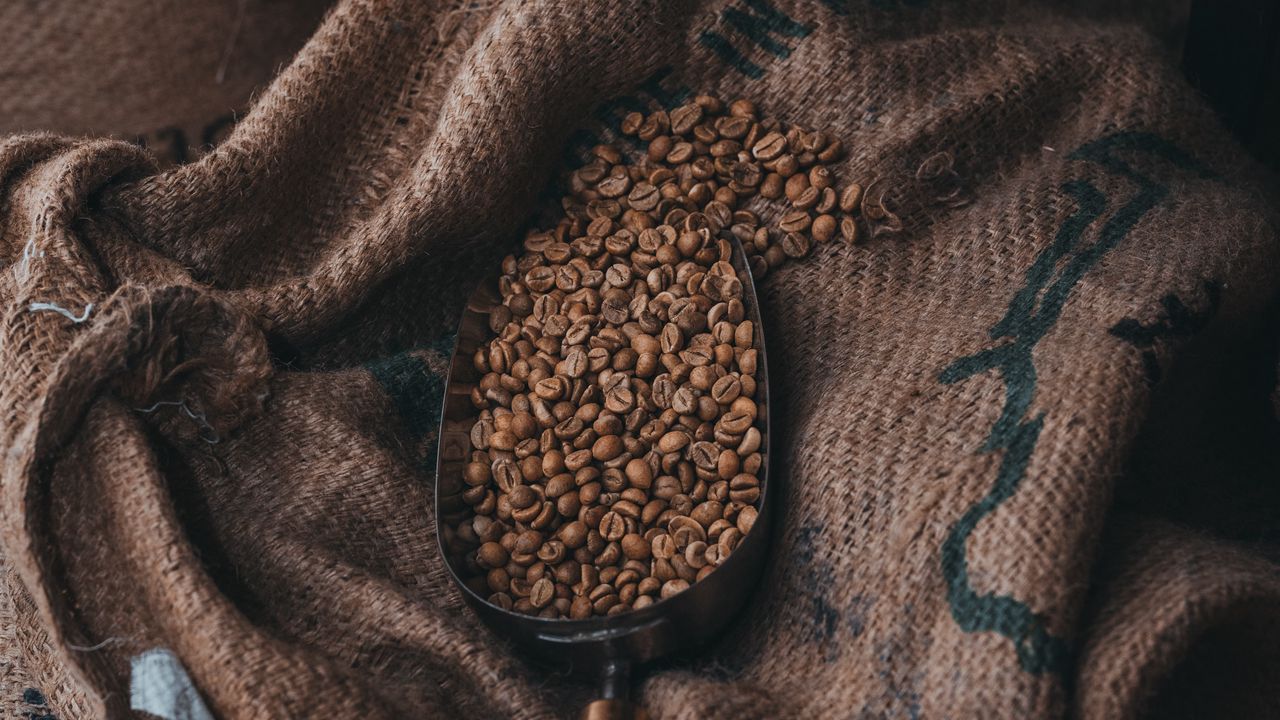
580, 699, 648, 720
580, 659, 647, 720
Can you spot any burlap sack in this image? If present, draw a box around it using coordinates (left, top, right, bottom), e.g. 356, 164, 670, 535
2, 1, 1278, 718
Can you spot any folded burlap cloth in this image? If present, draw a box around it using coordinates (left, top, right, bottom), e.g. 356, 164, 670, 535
1, 0, 1277, 718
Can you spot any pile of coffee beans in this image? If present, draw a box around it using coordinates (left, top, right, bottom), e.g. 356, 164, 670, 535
620, 96, 862, 277
449, 96, 859, 618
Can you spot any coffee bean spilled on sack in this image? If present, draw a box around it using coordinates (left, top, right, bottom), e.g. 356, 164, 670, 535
454, 95, 863, 619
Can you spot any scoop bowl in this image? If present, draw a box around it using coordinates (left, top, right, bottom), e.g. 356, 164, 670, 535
434, 234, 773, 716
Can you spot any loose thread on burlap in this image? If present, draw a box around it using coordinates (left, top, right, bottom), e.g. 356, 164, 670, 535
67, 636, 133, 652
215, 0, 248, 84
136, 400, 220, 444
17, 235, 45, 280
28, 301, 94, 323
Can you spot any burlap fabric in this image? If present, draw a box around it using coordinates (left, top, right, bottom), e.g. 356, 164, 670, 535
2, 0, 1278, 718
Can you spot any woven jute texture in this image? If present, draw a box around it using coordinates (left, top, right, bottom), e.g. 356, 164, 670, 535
1, 0, 1278, 718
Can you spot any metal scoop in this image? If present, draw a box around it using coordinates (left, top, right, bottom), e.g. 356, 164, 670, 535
435, 235, 772, 719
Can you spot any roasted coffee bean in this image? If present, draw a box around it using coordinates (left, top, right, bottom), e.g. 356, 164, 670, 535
781, 231, 811, 258
509, 485, 538, 509
669, 103, 704, 135
711, 375, 742, 404
621, 533, 651, 560
752, 131, 787, 161
841, 216, 859, 243
530, 577, 555, 608
597, 168, 631, 198
661, 579, 691, 599
599, 511, 627, 542
477, 542, 508, 568
792, 185, 820, 210
651, 533, 677, 560
815, 187, 839, 215
620, 112, 644, 136
839, 183, 863, 213
812, 214, 837, 243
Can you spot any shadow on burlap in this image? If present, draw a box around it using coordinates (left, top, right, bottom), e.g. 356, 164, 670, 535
0, 0, 1278, 718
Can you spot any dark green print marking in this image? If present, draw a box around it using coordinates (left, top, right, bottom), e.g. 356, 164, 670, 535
1109, 280, 1222, 385
789, 524, 876, 664
18, 687, 55, 720
698, 0, 813, 79
368, 334, 455, 470
819, 0, 930, 15
937, 132, 1214, 675
570, 1, 813, 163
132, 111, 237, 166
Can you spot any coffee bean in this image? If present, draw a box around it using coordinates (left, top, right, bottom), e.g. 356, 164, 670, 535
534, 376, 568, 401
728, 98, 757, 118
710, 375, 742, 404
841, 216, 859, 243
690, 500, 723, 527
667, 142, 694, 164
660, 578, 690, 599
839, 183, 863, 213
669, 103, 704, 135
651, 533, 677, 560
597, 168, 632, 199
564, 346, 589, 378
631, 333, 659, 355
621, 533, 651, 560
537, 540, 566, 565
604, 386, 635, 414
647, 135, 672, 162
477, 542, 508, 568
781, 231, 811, 258
812, 214, 837, 243
774, 153, 800, 177
668, 516, 706, 546
509, 485, 538, 509
526, 266, 555, 292
492, 459, 523, 493
778, 208, 811, 233
658, 430, 691, 454
592, 434, 624, 461
784, 173, 809, 202
560, 520, 588, 549
688, 441, 719, 472
685, 541, 709, 569
752, 131, 787, 161
599, 511, 626, 541
530, 577, 555, 608
809, 165, 833, 189
515, 530, 543, 555
671, 386, 697, 415
715, 114, 751, 139
464, 461, 491, 486
625, 457, 654, 489
628, 182, 660, 212
815, 187, 838, 214
620, 112, 644, 135
793, 185, 819, 210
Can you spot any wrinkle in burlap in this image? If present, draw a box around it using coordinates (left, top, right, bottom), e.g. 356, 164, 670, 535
1, 1, 1278, 718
